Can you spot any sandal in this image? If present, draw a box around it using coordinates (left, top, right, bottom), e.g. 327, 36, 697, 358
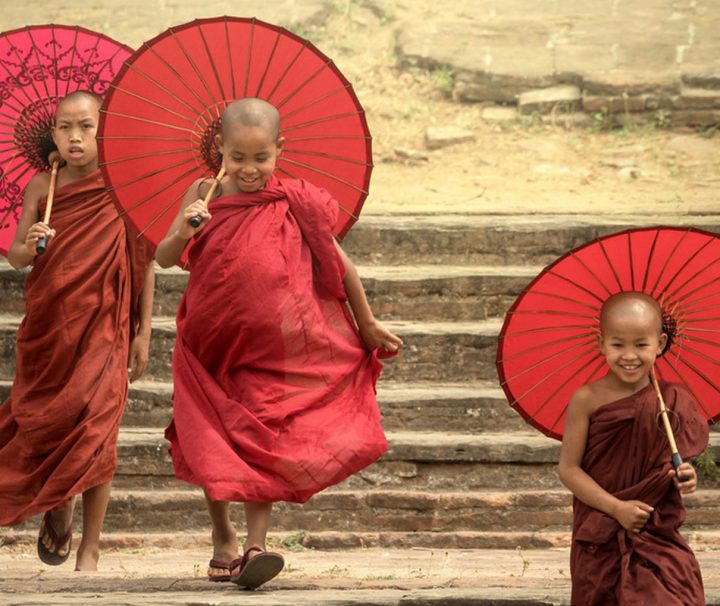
231, 546, 284, 589
208, 557, 243, 582
37, 511, 73, 566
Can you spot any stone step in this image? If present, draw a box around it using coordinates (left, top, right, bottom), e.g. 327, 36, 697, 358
112, 427, 720, 492
115, 380, 524, 433
0, 261, 540, 321
0, 315, 502, 383
150, 263, 541, 320
341, 214, 720, 266
12, 488, 720, 535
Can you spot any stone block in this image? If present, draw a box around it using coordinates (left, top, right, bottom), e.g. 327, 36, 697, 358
424, 126, 475, 150
517, 85, 581, 114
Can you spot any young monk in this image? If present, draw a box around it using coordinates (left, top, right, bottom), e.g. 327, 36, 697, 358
0, 91, 155, 571
156, 98, 402, 588
559, 292, 709, 605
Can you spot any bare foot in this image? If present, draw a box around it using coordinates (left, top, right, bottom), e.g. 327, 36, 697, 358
74, 541, 100, 571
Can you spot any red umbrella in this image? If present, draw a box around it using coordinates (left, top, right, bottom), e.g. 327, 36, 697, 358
497, 226, 720, 440
97, 16, 372, 262
0, 24, 132, 255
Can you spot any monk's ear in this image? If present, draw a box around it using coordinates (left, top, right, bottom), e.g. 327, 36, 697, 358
658, 332, 668, 355
215, 132, 224, 154
276, 136, 285, 155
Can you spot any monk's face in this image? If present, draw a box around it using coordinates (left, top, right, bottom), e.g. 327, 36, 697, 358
218, 123, 284, 193
51, 96, 100, 169
599, 300, 667, 387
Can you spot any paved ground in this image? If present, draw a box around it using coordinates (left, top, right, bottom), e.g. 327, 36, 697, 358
1, 544, 719, 604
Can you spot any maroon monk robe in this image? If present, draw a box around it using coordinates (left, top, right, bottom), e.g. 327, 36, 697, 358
166, 176, 389, 503
571, 381, 709, 606
0, 170, 152, 526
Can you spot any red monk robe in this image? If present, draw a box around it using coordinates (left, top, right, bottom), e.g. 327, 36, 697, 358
0, 170, 152, 526
165, 176, 388, 503
571, 381, 709, 606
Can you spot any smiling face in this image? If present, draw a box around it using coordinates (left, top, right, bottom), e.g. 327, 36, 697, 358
599, 295, 667, 389
51, 94, 100, 170
218, 122, 283, 193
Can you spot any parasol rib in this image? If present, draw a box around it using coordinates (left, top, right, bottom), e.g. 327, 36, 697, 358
169, 28, 220, 109
265, 40, 308, 102
281, 84, 354, 122
499, 331, 598, 363
641, 228, 662, 292
281, 156, 367, 194
254, 29, 281, 98
276, 60, 333, 110
121, 63, 201, 115
649, 229, 691, 295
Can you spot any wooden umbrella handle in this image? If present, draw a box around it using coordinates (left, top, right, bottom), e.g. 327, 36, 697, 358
36, 158, 60, 255
188, 165, 225, 228
650, 366, 689, 481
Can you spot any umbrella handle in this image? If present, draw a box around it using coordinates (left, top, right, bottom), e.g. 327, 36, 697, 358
650, 367, 690, 482
36, 159, 60, 256
189, 165, 225, 227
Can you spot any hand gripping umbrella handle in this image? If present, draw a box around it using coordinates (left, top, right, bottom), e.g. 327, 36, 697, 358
36, 158, 60, 255
650, 367, 689, 482
189, 165, 225, 228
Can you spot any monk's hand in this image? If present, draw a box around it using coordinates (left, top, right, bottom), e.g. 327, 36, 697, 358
359, 319, 404, 354
669, 462, 697, 494
128, 333, 150, 383
24, 222, 55, 255
178, 199, 211, 239
615, 500, 653, 533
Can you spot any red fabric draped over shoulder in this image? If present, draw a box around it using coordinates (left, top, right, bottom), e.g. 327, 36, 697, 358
0, 170, 152, 526
166, 176, 387, 503
570, 382, 709, 606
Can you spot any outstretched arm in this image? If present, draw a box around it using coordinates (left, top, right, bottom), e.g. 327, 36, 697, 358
333, 239, 403, 354
155, 179, 208, 268
558, 388, 653, 533
128, 262, 155, 383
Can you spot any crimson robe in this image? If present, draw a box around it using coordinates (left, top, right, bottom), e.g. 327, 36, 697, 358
0, 170, 152, 526
571, 381, 709, 605
165, 176, 388, 503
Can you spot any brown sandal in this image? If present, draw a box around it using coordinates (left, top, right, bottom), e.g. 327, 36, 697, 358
208, 557, 243, 582
231, 546, 284, 589
37, 511, 73, 566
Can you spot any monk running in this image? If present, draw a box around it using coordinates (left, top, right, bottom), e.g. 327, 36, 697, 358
0, 91, 155, 571
156, 98, 402, 589
559, 292, 708, 605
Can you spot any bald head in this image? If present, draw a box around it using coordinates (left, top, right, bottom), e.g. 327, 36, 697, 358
55, 90, 102, 121
600, 292, 663, 336
220, 98, 280, 141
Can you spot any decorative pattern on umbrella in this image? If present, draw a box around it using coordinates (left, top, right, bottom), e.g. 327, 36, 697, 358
97, 16, 373, 256
0, 24, 132, 255
497, 226, 720, 440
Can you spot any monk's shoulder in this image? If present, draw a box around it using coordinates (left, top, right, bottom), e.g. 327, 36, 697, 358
25, 172, 51, 196
568, 384, 596, 417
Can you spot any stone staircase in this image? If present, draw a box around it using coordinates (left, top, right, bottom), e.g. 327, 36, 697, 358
1, 214, 719, 554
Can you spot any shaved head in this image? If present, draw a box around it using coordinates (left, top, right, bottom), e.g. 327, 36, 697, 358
600, 292, 663, 336
55, 90, 102, 120
220, 98, 280, 140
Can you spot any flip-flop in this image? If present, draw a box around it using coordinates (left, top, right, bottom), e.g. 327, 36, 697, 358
208, 557, 243, 582
231, 546, 284, 589
37, 511, 73, 566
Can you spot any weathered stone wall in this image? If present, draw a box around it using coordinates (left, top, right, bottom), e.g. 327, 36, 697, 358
395, 0, 720, 125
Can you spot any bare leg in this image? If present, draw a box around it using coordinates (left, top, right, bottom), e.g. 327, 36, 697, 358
75, 481, 112, 571
243, 502, 273, 559
205, 490, 239, 578
39, 497, 76, 558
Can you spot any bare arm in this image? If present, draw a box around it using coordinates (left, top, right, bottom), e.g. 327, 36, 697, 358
333, 239, 403, 353
7, 174, 53, 269
128, 261, 155, 383
558, 388, 653, 533
155, 179, 208, 268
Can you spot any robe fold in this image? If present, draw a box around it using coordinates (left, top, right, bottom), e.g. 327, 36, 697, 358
571, 381, 709, 606
0, 170, 152, 526
165, 176, 389, 503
